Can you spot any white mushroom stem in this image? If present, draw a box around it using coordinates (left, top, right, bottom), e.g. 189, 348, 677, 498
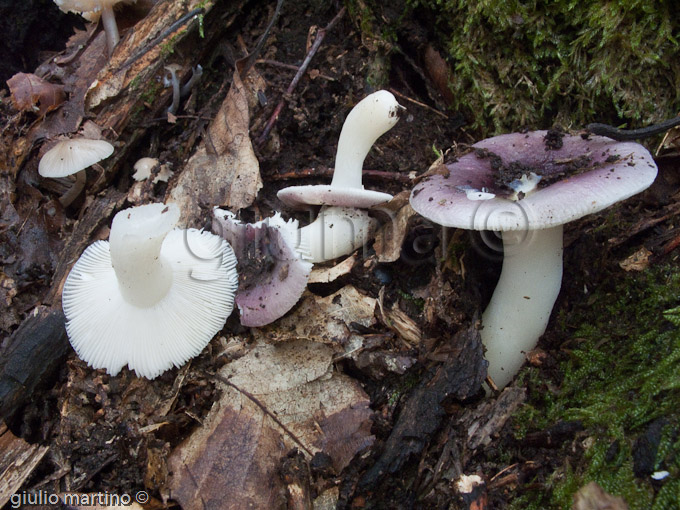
100, 5, 120, 57
298, 206, 377, 263
331, 90, 403, 189
481, 225, 564, 389
58, 170, 87, 207
108, 203, 180, 307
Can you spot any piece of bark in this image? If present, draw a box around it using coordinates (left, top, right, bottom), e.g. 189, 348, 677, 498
360, 325, 486, 487
466, 387, 526, 450
0, 307, 70, 421
0, 423, 49, 508
280, 449, 313, 510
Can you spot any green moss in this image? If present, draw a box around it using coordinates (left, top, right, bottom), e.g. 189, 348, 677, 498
407, 0, 680, 136
511, 264, 680, 509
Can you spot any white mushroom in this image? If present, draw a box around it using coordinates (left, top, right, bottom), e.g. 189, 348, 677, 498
38, 137, 114, 206
54, 0, 135, 56
62, 202, 238, 379
278, 90, 405, 263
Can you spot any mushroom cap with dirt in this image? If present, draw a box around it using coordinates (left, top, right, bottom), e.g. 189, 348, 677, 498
410, 130, 658, 389
212, 209, 312, 328
62, 202, 239, 379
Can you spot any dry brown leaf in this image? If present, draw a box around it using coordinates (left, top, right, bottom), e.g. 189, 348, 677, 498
168, 69, 263, 225
619, 246, 652, 272
168, 339, 374, 510
254, 286, 376, 345
308, 255, 356, 283
7, 73, 65, 116
572, 482, 629, 510
373, 192, 417, 263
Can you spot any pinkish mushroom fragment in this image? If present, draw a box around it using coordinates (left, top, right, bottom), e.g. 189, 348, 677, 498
410, 130, 658, 389
213, 209, 312, 327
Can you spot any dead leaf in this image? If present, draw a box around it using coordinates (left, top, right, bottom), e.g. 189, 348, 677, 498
168, 339, 374, 510
619, 247, 652, 272
373, 192, 416, 262
7, 73, 65, 116
168, 68, 263, 225
308, 255, 356, 283
572, 482, 629, 510
254, 286, 376, 345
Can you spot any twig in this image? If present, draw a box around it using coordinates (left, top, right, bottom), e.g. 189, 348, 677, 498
587, 115, 680, 141
255, 7, 346, 148
215, 374, 314, 457
240, 0, 285, 75
389, 88, 448, 119
115, 8, 205, 73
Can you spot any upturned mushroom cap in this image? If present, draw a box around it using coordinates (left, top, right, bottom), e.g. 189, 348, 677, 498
277, 90, 403, 209
410, 131, 658, 231
39, 138, 114, 178
212, 209, 312, 327
62, 203, 239, 379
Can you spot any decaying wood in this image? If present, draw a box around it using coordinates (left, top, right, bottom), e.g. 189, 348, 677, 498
0, 423, 49, 508
360, 325, 487, 487
0, 307, 69, 421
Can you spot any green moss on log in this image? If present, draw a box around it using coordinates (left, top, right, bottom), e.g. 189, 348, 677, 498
408, 0, 680, 136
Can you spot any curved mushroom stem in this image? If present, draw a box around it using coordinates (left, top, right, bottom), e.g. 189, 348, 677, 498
109, 203, 181, 307
100, 5, 120, 57
181, 65, 203, 98
331, 90, 405, 189
481, 225, 563, 389
298, 206, 377, 263
58, 170, 87, 207
166, 68, 181, 115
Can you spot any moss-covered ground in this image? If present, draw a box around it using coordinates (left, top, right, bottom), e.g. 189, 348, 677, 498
510, 263, 680, 509
405, 0, 680, 136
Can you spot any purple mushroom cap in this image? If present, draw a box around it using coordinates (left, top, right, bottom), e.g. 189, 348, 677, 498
410, 131, 658, 231
212, 210, 312, 327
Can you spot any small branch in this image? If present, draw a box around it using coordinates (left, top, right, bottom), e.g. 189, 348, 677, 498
255, 7, 346, 148
215, 374, 314, 457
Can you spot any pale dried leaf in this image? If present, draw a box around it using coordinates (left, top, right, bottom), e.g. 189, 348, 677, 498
168, 339, 374, 510
373, 192, 416, 263
619, 247, 652, 272
7, 73, 65, 116
254, 286, 376, 345
168, 69, 263, 225
308, 255, 356, 283
572, 482, 629, 510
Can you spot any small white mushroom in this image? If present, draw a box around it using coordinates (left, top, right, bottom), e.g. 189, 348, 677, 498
277, 90, 405, 263
54, 0, 135, 56
38, 137, 114, 206
62, 202, 239, 379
